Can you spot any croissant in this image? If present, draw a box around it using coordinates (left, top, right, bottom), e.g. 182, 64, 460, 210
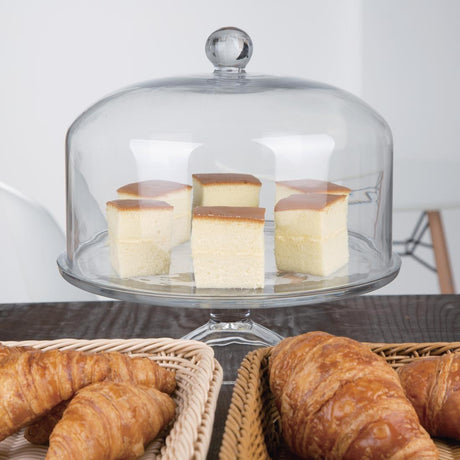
0, 348, 108, 441
0, 344, 31, 364
45, 382, 176, 460
24, 351, 175, 444
0, 347, 175, 442
25, 400, 68, 445
398, 353, 460, 440
269, 332, 439, 459
105, 352, 176, 393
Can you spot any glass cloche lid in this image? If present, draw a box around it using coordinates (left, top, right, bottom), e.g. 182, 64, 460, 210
58, 27, 400, 308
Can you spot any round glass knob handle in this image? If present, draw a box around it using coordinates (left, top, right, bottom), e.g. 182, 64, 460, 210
205, 27, 253, 71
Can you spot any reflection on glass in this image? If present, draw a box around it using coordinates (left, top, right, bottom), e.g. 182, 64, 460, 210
129, 139, 201, 184
254, 134, 335, 181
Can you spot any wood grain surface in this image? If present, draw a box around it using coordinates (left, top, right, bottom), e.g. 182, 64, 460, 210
0, 295, 459, 342
1, 295, 459, 459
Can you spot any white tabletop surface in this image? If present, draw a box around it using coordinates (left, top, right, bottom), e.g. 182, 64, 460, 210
393, 158, 460, 211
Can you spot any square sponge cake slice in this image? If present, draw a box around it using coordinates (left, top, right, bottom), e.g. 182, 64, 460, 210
191, 206, 265, 289
107, 199, 173, 278
275, 193, 347, 239
274, 193, 349, 276
109, 239, 172, 279
117, 180, 191, 247
192, 173, 261, 208
107, 199, 173, 242
275, 229, 349, 277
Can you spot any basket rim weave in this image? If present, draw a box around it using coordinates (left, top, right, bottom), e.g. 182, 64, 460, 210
220, 340, 460, 460
0, 337, 223, 460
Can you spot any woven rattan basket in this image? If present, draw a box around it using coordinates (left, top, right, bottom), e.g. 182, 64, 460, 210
0, 337, 223, 460
220, 341, 460, 460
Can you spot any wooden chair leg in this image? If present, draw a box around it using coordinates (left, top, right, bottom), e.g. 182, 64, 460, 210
427, 210, 455, 294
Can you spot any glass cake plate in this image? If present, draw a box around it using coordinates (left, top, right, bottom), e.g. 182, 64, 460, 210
58, 225, 400, 310
58, 224, 400, 383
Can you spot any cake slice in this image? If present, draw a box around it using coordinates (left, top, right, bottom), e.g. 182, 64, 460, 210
275, 179, 350, 204
117, 180, 192, 247
192, 173, 261, 208
107, 199, 173, 278
275, 194, 348, 276
275, 193, 347, 239
191, 206, 265, 289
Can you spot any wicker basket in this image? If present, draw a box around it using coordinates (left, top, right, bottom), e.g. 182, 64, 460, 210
0, 337, 223, 460
220, 342, 460, 460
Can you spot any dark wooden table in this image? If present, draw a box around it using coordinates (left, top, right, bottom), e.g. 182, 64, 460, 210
1, 295, 460, 458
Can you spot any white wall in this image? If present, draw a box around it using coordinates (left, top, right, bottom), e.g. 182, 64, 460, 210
362, 0, 460, 294
0, 0, 362, 231
1, 0, 459, 295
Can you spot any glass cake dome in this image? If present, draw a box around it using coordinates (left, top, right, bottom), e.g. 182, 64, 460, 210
58, 27, 401, 309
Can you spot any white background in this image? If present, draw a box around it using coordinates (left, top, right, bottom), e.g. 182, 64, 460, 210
1, 0, 459, 296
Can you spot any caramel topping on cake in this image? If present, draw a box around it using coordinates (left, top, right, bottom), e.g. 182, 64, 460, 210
193, 173, 261, 186
117, 180, 192, 197
277, 179, 350, 195
107, 199, 173, 211
275, 194, 345, 212
193, 206, 265, 222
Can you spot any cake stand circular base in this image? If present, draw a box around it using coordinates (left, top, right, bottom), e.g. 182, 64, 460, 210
181, 312, 283, 383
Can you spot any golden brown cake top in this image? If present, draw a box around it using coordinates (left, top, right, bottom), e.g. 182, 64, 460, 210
193, 206, 265, 222
107, 199, 173, 211
275, 193, 345, 212
192, 173, 261, 186
277, 179, 350, 195
117, 180, 192, 198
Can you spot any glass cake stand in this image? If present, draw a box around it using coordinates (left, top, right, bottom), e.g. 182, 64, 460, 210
58, 225, 401, 382
58, 27, 401, 381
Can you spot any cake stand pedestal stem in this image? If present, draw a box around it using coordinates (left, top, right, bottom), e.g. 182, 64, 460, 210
182, 309, 283, 383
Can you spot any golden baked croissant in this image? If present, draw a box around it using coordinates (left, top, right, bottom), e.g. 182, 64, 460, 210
0, 348, 109, 441
269, 332, 439, 459
23, 351, 175, 444
0, 344, 31, 364
0, 347, 175, 442
102, 352, 176, 393
398, 353, 460, 440
45, 382, 176, 460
